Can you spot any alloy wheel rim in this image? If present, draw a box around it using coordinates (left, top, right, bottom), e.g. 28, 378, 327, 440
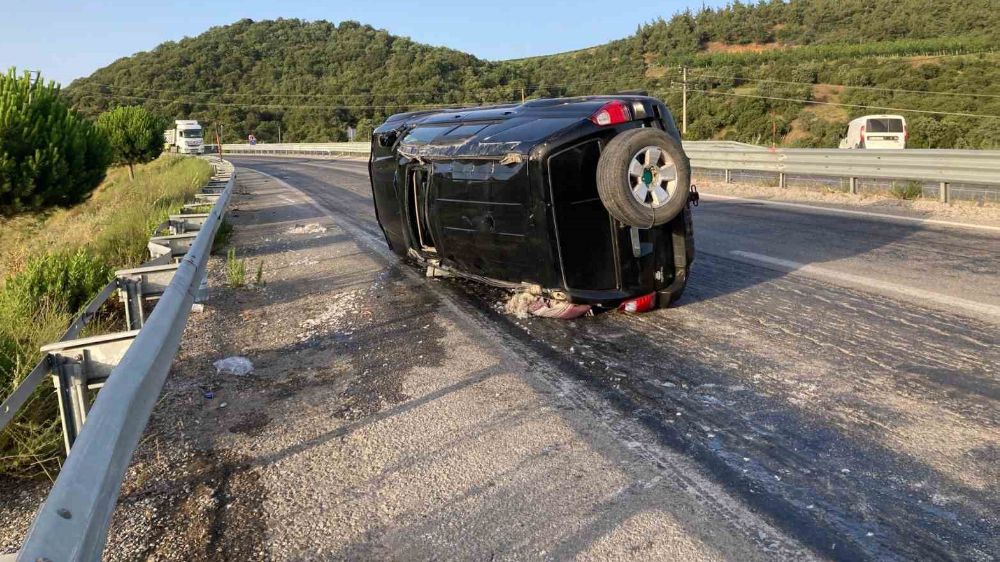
628, 145, 677, 209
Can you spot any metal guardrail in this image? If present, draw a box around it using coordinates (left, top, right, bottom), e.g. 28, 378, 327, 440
2, 158, 236, 562
683, 145, 1000, 202
219, 141, 1000, 203
220, 142, 369, 157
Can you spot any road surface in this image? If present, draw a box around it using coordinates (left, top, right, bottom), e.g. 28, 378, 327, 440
222, 156, 999, 561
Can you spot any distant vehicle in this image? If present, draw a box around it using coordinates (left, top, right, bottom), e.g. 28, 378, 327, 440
839, 115, 907, 149
163, 120, 204, 154
370, 95, 697, 311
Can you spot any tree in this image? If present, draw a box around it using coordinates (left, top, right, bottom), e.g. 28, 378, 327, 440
0, 68, 110, 216
96, 106, 164, 180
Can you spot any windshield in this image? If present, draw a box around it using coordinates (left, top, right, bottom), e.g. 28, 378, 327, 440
866, 118, 904, 133
178, 129, 202, 138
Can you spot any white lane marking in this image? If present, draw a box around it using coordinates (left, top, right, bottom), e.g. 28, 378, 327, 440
701, 193, 1000, 233
730, 250, 1000, 322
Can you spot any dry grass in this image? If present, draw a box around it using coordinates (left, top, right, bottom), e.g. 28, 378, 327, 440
784, 84, 849, 144
0, 156, 210, 277
704, 41, 788, 54
806, 84, 848, 120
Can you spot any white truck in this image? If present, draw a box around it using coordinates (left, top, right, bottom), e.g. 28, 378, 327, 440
163, 120, 204, 154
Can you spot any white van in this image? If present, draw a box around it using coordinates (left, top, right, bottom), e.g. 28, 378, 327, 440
839, 115, 907, 149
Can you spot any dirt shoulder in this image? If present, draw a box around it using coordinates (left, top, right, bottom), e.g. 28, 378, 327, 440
696, 179, 1000, 228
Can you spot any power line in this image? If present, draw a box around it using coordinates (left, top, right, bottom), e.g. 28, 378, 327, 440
674, 86, 1000, 119
80, 76, 1000, 121
70, 75, 660, 102
74, 92, 479, 111
685, 71, 1000, 99
71, 82, 523, 100
682, 48, 1000, 67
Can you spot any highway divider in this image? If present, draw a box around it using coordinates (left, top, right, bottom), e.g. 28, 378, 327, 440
218, 141, 369, 157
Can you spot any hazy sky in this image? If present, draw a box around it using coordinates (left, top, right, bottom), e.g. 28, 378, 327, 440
0, 0, 727, 86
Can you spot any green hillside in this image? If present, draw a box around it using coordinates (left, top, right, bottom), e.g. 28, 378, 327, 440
63, 0, 1000, 148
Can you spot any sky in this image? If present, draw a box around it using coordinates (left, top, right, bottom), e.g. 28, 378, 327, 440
0, 0, 727, 87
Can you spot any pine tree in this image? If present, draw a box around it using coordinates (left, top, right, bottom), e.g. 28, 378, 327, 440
96, 106, 165, 180
0, 68, 110, 215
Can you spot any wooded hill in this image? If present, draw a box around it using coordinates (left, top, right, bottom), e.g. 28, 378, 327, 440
63, 0, 1000, 148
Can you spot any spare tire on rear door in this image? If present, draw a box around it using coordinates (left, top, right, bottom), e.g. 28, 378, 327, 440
596, 127, 690, 227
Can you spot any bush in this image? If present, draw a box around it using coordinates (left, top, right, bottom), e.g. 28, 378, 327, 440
0, 68, 110, 215
96, 106, 165, 180
890, 181, 924, 200
1, 249, 111, 316
226, 248, 246, 287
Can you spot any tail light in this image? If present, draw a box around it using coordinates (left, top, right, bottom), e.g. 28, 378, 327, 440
904, 126, 909, 141
619, 292, 656, 314
589, 100, 631, 126
860, 125, 865, 136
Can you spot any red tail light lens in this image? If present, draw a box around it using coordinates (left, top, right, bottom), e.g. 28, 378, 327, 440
904, 126, 909, 141
619, 292, 656, 314
589, 100, 631, 126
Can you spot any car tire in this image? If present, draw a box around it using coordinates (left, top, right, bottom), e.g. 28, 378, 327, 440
596, 127, 690, 227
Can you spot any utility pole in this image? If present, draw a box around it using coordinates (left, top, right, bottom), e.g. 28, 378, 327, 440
521, 87, 526, 104
681, 67, 688, 136
278, 122, 282, 144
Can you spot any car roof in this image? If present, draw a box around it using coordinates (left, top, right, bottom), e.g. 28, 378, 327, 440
849, 114, 907, 124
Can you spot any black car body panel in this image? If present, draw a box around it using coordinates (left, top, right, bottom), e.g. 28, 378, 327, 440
369, 95, 694, 307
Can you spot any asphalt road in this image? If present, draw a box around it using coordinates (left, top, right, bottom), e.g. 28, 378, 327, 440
228, 156, 999, 561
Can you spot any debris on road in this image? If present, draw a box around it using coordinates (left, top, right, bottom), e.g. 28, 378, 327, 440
287, 223, 327, 234
296, 289, 363, 341
504, 291, 592, 320
425, 265, 454, 278
213, 356, 254, 376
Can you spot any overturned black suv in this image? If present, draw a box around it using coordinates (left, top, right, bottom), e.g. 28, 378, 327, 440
369, 95, 695, 310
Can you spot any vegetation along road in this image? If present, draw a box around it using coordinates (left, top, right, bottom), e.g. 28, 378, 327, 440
181, 156, 996, 561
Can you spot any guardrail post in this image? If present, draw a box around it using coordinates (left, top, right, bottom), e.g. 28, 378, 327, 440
939, 182, 950, 203
119, 277, 145, 330
196, 272, 210, 303
724, 169, 731, 184
51, 356, 88, 454
849, 177, 858, 195
779, 172, 786, 189
42, 331, 140, 453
